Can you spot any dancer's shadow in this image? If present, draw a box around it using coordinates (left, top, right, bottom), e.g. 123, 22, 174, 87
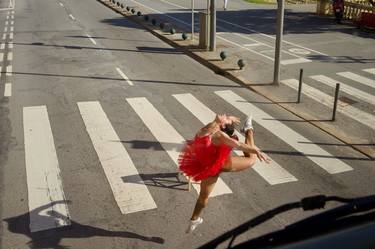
3, 201, 164, 249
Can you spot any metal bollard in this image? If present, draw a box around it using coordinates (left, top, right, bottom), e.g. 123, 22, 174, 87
297, 69, 303, 103
332, 83, 340, 121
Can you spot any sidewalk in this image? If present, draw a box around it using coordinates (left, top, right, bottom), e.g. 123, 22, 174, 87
99, 0, 375, 159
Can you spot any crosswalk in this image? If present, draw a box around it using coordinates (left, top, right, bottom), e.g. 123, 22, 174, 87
281, 68, 375, 129
21, 85, 367, 233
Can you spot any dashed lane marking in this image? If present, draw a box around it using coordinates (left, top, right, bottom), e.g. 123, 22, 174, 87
4, 83, 11, 96
116, 67, 134, 86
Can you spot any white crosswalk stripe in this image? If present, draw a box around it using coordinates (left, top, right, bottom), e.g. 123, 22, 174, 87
337, 72, 375, 89
281, 79, 375, 130
127, 97, 233, 197
23, 106, 71, 232
216, 90, 353, 174
173, 93, 297, 185
78, 101, 157, 214
310, 75, 375, 106
363, 68, 375, 75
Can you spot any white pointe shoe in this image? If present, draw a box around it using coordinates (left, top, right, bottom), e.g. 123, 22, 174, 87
241, 116, 254, 134
186, 217, 203, 233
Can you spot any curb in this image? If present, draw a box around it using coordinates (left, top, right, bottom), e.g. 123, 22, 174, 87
98, 0, 374, 160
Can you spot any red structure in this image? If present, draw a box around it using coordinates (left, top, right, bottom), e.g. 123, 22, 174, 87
357, 12, 375, 29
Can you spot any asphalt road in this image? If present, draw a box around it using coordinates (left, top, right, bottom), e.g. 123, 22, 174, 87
0, 0, 374, 248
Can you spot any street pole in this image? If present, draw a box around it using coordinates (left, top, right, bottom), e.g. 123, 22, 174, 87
191, 0, 194, 40
273, 0, 285, 85
209, 0, 216, 51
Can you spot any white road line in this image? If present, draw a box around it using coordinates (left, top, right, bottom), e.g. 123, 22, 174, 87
2, 34, 6, 40
216, 90, 353, 174
9, 33, 13, 40
11, 14, 13, 19
259, 49, 275, 54
218, 19, 328, 56
6, 65, 12, 76
86, 33, 97, 45
78, 101, 157, 214
4, 26, 7, 32
363, 68, 375, 75
243, 43, 262, 47
10, 20, 14, 25
311, 75, 375, 106
130, 0, 191, 26
59, 2, 64, 6
6, 16, 9, 19
281, 57, 311, 65
0, 43, 4, 49
337, 72, 375, 89
8, 51, 12, 61
69, 14, 75, 20
10, 26, 13, 32
173, 93, 297, 185
23, 106, 71, 232
218, 35, 275, 61
8, 41, 13, 48
116, 67, 134, 86
0, 53, 3, 62
127, 97, 233, 197
281, 79, 375, 130
4, 83, 11, 96
218, 30, 305, 63
233, 33, 307, 59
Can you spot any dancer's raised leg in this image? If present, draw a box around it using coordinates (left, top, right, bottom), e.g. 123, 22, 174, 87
221, 117, 257, 172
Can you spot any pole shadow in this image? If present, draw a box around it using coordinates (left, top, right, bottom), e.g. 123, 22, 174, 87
122, 172, 189, 191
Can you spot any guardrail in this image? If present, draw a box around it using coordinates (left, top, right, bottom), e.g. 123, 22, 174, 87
344, 1, 375, 20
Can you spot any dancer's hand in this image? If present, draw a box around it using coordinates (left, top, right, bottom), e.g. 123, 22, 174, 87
255, 149, 271, 163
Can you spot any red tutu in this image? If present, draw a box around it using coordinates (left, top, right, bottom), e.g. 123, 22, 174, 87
178, 135, 232, 181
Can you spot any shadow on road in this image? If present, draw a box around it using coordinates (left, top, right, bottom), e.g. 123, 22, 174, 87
99, 7, 375, 39
122, 172, 189, 190
3, 201, 164, 249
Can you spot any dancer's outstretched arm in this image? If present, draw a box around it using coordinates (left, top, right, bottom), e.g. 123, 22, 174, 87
213, 131, 270, 163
